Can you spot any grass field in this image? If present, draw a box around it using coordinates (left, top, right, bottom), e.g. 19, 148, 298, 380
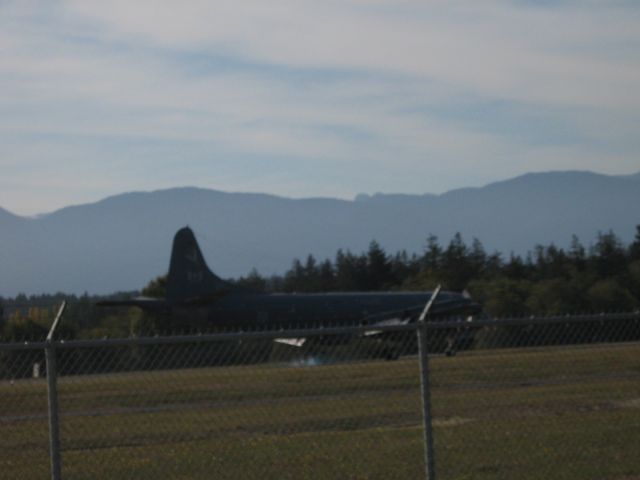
1, 342, 639, 479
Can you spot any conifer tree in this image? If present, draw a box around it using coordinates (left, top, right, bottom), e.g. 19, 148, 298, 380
366, 240, 393, 290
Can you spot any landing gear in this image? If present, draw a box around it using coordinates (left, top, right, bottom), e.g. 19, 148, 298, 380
384, 349, 400, 361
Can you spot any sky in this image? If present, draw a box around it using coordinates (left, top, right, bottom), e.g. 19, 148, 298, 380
1, 0, 639, 216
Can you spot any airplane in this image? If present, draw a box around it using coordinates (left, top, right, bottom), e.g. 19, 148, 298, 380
98, 227, 482, 352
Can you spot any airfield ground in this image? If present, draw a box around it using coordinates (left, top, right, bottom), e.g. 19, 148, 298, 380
1, 342, 639, 479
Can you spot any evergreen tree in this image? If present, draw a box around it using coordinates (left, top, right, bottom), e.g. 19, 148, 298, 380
440, 233, 473, 290
468, 277, 531, 317
484, 251, 503, 278
587, 279, 637, 312
335, 250, 368, 291
236, 268, 267, 292
284, 259, 305, 292
366, 240, 394, 290
525, 278, 582, 315
303, 254, 320, 291
469, 238, 488, 277
568, 235, 586, 272
591, 231, 627, 277
317, 259, 335, 292
141, 275, 167, 298
545, 244, 569, 279
628, 260, 640, 298
504, 253, 526, 280
390, 250, 420, 286
422, 234, 441, 271
629, 225, 640, 261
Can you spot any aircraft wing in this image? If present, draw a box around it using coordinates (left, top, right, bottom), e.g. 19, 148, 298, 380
274, 337, 308, 347
363, 316, 414, 336
96, 297, 170, 310
275, 289, 482, 347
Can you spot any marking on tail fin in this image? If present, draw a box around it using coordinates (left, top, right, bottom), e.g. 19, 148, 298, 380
187, 271, 203, 283
185, 248, 198, 264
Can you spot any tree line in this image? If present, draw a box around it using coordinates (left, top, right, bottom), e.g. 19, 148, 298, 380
235, 226, 640, 316
1, 226, 639, 341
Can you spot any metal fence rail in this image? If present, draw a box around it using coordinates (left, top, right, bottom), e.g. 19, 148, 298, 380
1, 312, 639, 479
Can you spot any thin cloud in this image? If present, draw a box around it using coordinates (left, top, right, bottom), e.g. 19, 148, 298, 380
1, 1, 639, 215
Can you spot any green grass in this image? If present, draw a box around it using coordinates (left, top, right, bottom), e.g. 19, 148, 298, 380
1, 343, 639, 479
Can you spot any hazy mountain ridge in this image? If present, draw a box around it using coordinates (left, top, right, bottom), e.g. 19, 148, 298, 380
0, 207, 26, 225
1, 171, 639, 296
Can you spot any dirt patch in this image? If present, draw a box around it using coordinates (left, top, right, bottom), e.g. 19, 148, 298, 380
614, 398, 640, 409
433, 416, 473, 427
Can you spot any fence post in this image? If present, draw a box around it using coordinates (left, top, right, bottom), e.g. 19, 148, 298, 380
45, 302, 66, 480
45, 341, 61, 480
417, 287, 440, 480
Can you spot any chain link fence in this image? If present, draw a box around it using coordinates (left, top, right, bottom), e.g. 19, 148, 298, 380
1, 313, 639, 479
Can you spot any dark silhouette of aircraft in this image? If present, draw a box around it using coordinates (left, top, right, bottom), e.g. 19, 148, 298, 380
99, 227, 482, 339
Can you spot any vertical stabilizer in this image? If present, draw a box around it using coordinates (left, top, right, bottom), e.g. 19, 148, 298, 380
166, 227, 234, 302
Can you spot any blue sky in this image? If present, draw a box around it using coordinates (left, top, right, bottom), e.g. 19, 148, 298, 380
1, 0, 639, 215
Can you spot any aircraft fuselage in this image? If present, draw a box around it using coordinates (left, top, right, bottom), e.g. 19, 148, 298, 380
172, 290, 478, 330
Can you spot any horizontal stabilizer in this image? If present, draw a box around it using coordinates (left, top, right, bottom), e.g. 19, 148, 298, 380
96, 297, 169, 310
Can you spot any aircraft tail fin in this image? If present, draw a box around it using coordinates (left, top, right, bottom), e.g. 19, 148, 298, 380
166, 227, 237, 303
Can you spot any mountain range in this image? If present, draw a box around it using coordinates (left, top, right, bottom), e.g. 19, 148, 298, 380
1, 170, 639, 296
